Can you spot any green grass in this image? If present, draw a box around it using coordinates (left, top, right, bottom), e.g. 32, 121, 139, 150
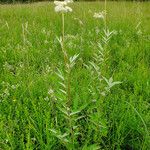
0, 1, 150, 150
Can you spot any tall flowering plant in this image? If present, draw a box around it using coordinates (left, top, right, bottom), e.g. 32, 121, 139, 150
50, 1, 81, 150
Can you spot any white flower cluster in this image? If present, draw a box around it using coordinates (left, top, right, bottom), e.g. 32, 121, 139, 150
54, 0, 73, 13
93, 11, 106, 19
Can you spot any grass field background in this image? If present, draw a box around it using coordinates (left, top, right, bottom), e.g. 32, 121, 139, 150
0, 1, 150, 150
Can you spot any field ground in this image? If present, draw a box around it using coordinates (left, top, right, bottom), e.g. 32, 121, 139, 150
0, 1, 150, 150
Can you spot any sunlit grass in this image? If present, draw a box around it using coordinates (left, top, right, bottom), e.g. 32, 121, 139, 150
0, 1, 150, 149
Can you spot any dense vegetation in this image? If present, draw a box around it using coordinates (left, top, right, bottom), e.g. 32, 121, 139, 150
0, 1, 150, 150
0, 0, 149, 4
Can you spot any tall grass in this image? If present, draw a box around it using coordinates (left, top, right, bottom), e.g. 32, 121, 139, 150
0, 1, 150, 150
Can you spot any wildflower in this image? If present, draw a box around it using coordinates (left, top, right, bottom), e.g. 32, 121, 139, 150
93, 11, 106, 19
48, 88, 54, 95
64, 0, 73, 3
54, 1, 67, 6
54, 0, 73, 13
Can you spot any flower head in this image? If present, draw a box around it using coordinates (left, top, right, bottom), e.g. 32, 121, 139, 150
64, 0, 73, 3
93, 11, 106, 19
54, 0, 73, 13
54, 1, 67, 6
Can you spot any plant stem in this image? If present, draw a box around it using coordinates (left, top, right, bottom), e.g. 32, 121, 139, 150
103, 0, 108, 76
61, 13, 68, 66
22, 23, 29, 69
67, 69, 74, 148
61, 12, 71, 108
104, 0, 107, 31
61, 12, 74, 149
62, 13, 65, 45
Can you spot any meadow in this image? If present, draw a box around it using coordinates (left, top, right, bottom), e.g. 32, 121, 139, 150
0, 1, 150, 150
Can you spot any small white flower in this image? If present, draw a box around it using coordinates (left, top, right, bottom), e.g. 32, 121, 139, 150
48, 89, 54, 95
65, 6, 72, 12
65, 0, 73, 3
54, 1, 67, 6
55, 5, 65, 12
93, 11, 106, 19
54, 0, 73, 13
55, 5, 72, 13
